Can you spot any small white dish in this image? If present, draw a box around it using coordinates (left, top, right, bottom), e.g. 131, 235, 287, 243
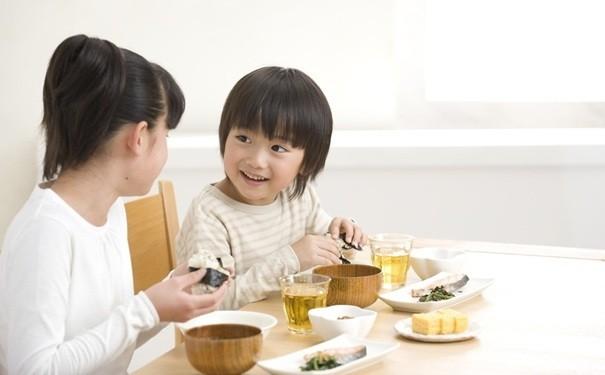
177, 310, 277, 338
378, 275, 494, 313
257, 334, 399, 375
394, 318, 480, 343
309, 305, 377, 340
410, 247, 467, 280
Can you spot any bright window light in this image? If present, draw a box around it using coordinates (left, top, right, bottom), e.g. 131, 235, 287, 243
426, 0, 605, 101
169, 128, 605, 149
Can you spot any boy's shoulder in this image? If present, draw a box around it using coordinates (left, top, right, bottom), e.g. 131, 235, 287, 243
302, 183, 320, 202
190, 184, 254, 213
190, 184, 225, 207
193, 184, 217, 199
188, 183, 320, 214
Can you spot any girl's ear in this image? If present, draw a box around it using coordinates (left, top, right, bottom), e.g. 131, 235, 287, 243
126, 121, 148, 155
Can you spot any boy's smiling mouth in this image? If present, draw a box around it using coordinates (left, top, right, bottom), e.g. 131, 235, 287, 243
241, 170, 268, 182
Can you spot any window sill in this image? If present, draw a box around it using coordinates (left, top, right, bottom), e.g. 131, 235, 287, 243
166, 128, 605, 169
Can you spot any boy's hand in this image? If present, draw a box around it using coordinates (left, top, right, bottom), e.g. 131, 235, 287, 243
328, 217, 367, 249
145, 269, 227, 322
291, 234, 341, 270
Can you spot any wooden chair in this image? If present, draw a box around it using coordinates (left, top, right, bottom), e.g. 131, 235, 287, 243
125, 180, 179, 294
125, 180, 183, 343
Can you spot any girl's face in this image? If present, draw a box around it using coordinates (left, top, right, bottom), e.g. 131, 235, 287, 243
221, 127, 305, 205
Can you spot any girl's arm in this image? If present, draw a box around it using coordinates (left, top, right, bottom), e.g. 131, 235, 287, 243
5, 220, 159, 375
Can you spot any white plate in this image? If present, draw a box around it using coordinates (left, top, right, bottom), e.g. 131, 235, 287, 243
257, 334, 399, 375
177, 310, 277, 338
394, 318, 479, 343
378, 277, 494, 313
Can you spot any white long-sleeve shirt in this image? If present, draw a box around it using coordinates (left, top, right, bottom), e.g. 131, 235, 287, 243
0, 185, 163, 374
176, 184, 333, 310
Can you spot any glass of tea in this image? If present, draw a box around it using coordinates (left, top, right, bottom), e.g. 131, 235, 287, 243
369, 233, 414, 289
279, 273, 331, 334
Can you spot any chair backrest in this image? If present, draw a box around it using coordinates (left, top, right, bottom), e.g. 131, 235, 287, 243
125, 180, 179, 294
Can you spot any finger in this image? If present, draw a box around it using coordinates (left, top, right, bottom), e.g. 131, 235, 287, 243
192, 303, 220, 318
360, 232, 369, 246
314, 253, 334, 266
190, 284, 228, 314
212, 285, 228, 309
176, 268, 206, 289
171, 262, 190, 278
318, 234, 338, 245
319, 249, 342, 264
318, 238, 341, 257
340, 220, 355, 244
350, 226, 363, 248
329, 218, 343, 239
213, 282, 229, 299
188, 290, 220, 309
184, 302, 216, 321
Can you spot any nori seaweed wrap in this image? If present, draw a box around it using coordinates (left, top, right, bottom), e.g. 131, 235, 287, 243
325, 233, 365, 264
188, 251, 233, 294
199, 267, 229, 288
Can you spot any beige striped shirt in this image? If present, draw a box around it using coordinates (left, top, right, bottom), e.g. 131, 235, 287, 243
176, 184, 333, 310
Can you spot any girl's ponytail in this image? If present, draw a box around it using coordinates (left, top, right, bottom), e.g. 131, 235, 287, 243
41, 35, 184, 181
42, 34, 126, 180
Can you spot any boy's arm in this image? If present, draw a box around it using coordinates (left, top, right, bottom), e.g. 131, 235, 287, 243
221, 246, 299, 309
176, 203, 300, 310
305, 184, 333, 234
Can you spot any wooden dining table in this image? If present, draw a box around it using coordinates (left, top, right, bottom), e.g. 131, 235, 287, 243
134, 238, 605, 374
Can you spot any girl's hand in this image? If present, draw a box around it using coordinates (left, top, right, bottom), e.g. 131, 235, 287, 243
145, 269, 228, 322
291, 234, 341, 270
171, 262, 190, 278
328, 217, 367, 249
173, 262, 234, 277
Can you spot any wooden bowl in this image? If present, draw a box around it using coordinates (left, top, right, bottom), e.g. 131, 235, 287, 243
184, 324, 262, 375
313, 264, 382, 307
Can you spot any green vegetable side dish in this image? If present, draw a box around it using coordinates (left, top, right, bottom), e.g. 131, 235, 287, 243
419, 285, 455, 302
300, 353, 341, 371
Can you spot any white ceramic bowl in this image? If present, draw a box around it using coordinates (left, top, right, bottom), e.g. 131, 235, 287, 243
178, 311, 277, 338
308, 305, 377, 340
409, 247, 467, 280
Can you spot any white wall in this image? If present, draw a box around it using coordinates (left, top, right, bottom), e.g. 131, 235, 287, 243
129, 131, 605, 371
0, 0, 395, 244
3, 0, 605, 242
161, 130, 605, 250
3, 0, 605, 372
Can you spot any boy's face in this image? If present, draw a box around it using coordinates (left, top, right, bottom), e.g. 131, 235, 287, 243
221, 127, 304, 205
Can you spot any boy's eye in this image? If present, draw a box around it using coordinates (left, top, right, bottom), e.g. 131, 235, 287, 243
235, 135, 250, 143
271, 144, 288, 153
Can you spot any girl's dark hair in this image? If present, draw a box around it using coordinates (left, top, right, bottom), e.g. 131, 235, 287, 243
41, 34, 185, 180
219, 66, 332, 199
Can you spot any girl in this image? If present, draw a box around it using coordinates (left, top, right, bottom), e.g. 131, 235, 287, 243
0, 35, 226, 374
176, 66, 367, 310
